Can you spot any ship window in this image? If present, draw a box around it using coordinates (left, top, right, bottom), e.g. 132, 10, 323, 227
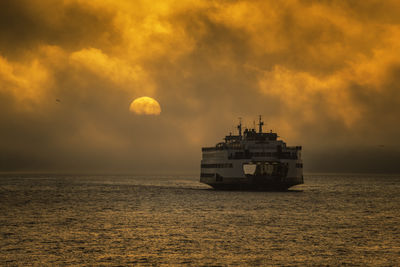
201, 163, 233, 168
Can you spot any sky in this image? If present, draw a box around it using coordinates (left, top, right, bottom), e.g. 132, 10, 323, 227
1, 0, 400, 174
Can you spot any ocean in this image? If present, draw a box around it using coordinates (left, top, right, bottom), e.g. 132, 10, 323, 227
1, 174, 399, 266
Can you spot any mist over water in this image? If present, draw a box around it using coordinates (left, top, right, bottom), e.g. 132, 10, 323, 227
1, 174, 399, 265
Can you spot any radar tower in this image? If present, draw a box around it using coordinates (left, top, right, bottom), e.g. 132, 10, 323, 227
258, 115, 264, 133
237, 117, 242, 136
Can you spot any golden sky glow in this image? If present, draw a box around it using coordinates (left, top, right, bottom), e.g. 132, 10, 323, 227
1, 0, 400, 172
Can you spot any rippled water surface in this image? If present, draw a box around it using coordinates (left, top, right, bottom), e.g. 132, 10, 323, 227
1, 174, 399, 266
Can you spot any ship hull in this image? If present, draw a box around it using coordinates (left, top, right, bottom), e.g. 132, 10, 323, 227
200, 176, 303, 191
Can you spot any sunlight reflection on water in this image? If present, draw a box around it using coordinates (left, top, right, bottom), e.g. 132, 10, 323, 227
1, 174, 399, 265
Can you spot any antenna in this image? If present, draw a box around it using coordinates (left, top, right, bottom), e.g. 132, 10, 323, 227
237, 117, 242, 136
258, 115, 264, 133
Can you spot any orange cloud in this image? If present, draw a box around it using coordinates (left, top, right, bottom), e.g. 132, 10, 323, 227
70, 48, 155, 95
0, 55, 51, 109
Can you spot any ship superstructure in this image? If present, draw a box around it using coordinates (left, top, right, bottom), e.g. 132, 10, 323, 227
200, 116, 303, 190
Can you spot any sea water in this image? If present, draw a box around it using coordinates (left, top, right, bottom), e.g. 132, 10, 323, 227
1, 174, 399, 266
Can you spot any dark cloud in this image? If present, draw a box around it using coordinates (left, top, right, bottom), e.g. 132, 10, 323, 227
0, 0, 118, 58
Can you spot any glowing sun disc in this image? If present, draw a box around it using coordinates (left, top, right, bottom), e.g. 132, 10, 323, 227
129, 96, 161, 115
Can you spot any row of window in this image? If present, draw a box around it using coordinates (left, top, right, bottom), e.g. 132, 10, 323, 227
202, 153, 222, 159
296, 163, 303, 168
228, 152, 298, 159
201, 163, 233, 168
203, 146, 301, 152
200, 173, 215, 177
253, 151, 298, 159
202, 147, 224, 152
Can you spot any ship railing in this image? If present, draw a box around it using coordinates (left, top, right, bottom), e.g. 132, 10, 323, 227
287, 146, 302, 150
202, 147, 225, 152
228, 154, 252, 159
228, 151, 298, 159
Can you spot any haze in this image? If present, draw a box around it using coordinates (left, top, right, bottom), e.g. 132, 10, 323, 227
1, 0, 400, 174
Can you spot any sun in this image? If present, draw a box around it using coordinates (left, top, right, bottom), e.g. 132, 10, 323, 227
129, 96, 161, 115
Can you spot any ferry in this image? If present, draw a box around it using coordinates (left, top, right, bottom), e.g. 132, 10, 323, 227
200, 116, 303, 190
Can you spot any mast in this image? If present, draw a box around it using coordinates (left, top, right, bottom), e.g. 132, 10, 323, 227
237, 117, 242, 136
258, 115, 264, 133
